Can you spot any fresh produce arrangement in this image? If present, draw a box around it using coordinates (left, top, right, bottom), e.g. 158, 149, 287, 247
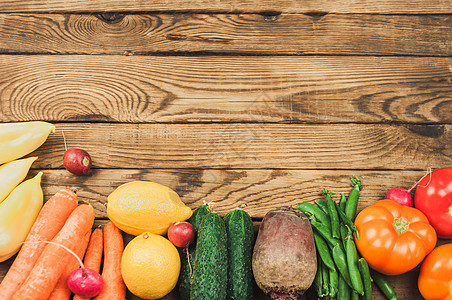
0, 121, 451, 300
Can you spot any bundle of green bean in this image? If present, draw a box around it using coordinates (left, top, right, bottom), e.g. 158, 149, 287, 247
297, 176, 397, 300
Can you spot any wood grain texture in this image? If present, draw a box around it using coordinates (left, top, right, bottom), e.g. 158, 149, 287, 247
1, 55, 451, 124
25, 122, 451, 170
0, 14, 451, 56
0, 0, 451, 13
20, 168, 442, 219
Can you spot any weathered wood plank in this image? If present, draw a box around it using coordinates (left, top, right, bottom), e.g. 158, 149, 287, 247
0, 0, 451, 13
25, 123, 452, 170
0, 55, 451, 124
22, 168, 441, 218
0, 14, 451, 56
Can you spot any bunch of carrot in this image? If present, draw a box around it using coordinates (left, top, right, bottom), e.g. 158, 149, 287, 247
0, 189, 126, 300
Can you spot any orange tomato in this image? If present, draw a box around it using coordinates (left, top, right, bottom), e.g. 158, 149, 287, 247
354, 199, 437, 275
418, 243, 452, 300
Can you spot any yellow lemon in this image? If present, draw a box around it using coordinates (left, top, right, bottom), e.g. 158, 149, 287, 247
121, 232, 181, 300
107, 181, 192, 235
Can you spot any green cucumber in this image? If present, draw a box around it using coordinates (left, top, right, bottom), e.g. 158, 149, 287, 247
179, 205, 210, 300
190, 211, 228, 300
224, 209, 254, 300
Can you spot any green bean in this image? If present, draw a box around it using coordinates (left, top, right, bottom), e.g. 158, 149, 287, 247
311, 220, 339, 248
358, 258, 372, 300
314, 267, 323, 296
370, 269, 398, 300
321, 259, 330, 297
339, 192, 347, 212
329, 268, 338, 298
296, 202, 331, 229
340, 223, 349, 250
315, 199, 330, 215
332, 243, 353, 289
337, 274, 351, 300
334, 201, 360, 239
324, 188, 340, 239
313, 253, 324, 298
345, 228, 364, 295
345, 176, 363, 221
351, 291, 361, 300
313, 231, 336, 271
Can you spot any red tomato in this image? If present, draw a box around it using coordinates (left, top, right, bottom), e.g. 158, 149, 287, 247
418, 243, 452, 300
354, 200, 437, 275
415, 167, 452, 238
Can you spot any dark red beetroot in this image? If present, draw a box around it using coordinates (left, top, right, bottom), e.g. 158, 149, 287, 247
63, 148, 92, 175
252, 207, 317, 300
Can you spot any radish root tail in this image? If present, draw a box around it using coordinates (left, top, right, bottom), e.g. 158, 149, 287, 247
19, 240, 84, 268
186, 247, 193, 279
413, 167, 433, 190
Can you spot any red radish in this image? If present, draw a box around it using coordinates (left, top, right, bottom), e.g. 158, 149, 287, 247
385, 187, 414, 207
68, 268, 103, 298
385, 172, 429, 207
63, 148, 92, 175
167, 222, 195, 248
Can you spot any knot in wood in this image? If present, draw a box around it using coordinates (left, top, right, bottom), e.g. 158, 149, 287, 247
97, 12, 125, 24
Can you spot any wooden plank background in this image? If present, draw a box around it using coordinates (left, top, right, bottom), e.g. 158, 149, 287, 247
0, 0, 451, 299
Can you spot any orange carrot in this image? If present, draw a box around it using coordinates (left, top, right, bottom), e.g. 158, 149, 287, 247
73, 226, 104, 300
94, 222, 126, 300
0, 189, 78, 300
48, 229, 91, 300
11, 204, 95, 300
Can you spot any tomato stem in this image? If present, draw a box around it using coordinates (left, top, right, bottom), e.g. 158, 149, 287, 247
449, 205, 452, 217
393, 218, 409, 234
